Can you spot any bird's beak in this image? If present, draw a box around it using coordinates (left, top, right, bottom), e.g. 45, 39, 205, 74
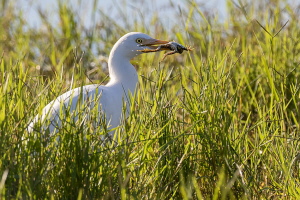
141, 38, 169, 50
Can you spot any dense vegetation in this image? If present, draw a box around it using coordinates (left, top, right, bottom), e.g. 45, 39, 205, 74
0, 0, 299, 199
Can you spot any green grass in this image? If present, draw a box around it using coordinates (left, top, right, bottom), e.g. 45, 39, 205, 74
1, 0, 300, 199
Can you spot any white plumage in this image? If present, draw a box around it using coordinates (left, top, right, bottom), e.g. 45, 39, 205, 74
28, 32, 168, 136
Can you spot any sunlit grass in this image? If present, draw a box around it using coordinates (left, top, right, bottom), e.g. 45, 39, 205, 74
0, 0, 300, 199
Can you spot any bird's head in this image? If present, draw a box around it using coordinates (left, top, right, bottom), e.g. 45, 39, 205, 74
111, 32, 169, 59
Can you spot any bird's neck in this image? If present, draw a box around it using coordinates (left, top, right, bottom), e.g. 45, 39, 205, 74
108, 50, 138, 94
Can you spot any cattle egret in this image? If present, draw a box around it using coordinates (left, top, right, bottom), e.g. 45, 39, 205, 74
28, 32, 169, 137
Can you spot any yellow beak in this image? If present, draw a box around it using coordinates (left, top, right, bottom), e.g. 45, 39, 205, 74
141, 38, 169, 49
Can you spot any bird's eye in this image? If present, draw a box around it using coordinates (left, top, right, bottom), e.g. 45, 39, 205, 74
136, 38, 143, 44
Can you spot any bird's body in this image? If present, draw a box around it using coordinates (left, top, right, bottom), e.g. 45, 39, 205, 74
28, 32, 168, 135
30, 83, 129, 134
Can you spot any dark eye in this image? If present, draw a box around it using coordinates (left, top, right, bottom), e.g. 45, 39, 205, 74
136, 38, 143, 44
177, 47, 183, 53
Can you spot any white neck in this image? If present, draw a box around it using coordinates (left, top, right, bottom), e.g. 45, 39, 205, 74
107, 47, 138, 95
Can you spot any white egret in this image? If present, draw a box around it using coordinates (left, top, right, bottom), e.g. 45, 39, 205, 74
27, 32, 169, 136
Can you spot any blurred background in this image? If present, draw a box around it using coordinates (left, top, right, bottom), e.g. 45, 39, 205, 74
20, 0, 228, 30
